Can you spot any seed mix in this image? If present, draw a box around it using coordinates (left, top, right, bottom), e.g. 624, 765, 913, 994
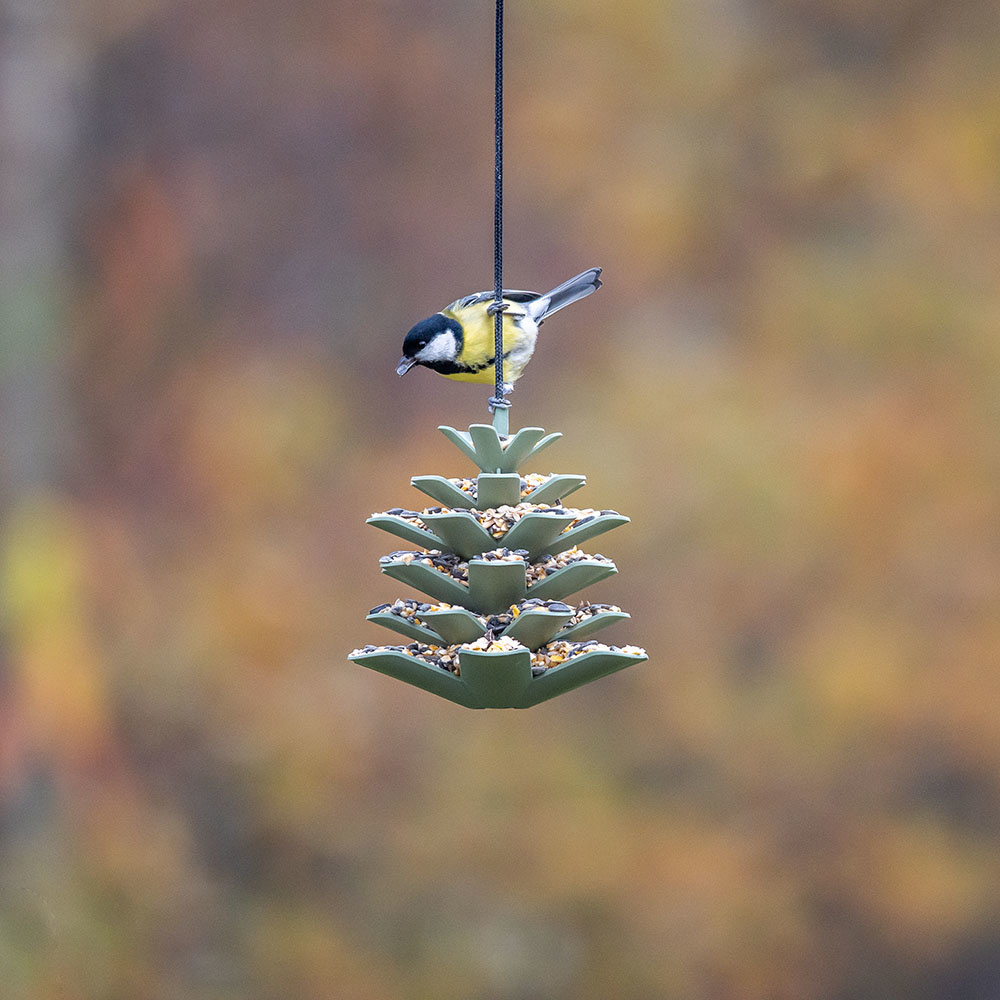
351, 636, 647, 677
371, 501, 620, 540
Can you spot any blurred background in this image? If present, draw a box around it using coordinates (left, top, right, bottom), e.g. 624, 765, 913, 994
3, 0, 1000, 997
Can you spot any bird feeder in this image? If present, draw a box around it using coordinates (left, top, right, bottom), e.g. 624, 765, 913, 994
349, 0, 644, 705
349, 420, 647, 708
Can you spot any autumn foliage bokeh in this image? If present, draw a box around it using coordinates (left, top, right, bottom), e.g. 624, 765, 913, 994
3, 1, 1000, 998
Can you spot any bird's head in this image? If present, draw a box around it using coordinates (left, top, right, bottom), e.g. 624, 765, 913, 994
397, 315, 464, 375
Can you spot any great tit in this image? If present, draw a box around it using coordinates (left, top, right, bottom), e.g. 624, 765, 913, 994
396, 267, 603, 387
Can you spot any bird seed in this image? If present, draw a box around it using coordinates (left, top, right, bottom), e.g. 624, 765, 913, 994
371, 501, 620, 540
351, 635, 645, 677
530, 640, 647, 671
525, 547, 614, 584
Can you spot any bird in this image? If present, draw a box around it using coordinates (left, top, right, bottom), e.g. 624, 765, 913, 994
396, 267, 603, 390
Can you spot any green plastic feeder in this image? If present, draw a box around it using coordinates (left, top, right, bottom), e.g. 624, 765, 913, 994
420, 511, 495, 560
410, 475, 476, 509
457, 647, 534, 708
365, 611, 445, 645
502, 607, 574, 648
555, 512, 631, 553
349, 422, 647, 708
554, 610, 630, 642
350, 643, 646, 710
517, 648, 645, 707
351, 648, 477, 707
475, 473, 522, 508
526, 559, 618, 601
502, 511, 577, 559
437, 424, 561, 474
521, 474, 586, 506
421, 607, 488, 644
466, 560, 527, 613
365, 514, 444, 551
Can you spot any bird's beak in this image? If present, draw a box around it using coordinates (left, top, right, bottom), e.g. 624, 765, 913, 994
396, 356, 417, 376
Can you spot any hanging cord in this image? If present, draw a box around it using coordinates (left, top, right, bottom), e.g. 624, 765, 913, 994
488, 0, 510, 416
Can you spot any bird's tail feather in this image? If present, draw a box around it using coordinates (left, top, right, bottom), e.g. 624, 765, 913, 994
529, 267, 603, 322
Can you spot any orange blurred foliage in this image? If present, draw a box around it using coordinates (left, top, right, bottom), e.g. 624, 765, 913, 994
3, 1, 1000, 997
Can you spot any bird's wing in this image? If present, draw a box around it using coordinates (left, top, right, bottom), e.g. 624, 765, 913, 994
453, 289, 540, 310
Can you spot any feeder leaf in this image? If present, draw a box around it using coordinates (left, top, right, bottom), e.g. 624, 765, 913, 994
421, 607, 488, 645
410, 475, 476, 509
366, 515, 444, 551
456, 646, 534, 708
554, 610, 630, 642
349, 649, 477, 707
475, 473, 521, 509
365, 611, 446, 645
421, 511, 496, 560
502, 608, 574, 648
520, 648, 648, 707
380, 559, 472, 607
521, 474, 586, 506
554, 513, 631, 555
502, 511, 577, 560
526, 559, 617, 602
466, 559, 527, 613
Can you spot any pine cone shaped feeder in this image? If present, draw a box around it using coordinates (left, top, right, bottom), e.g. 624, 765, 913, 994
352, 5, 645, 706
350, 423, 647, 708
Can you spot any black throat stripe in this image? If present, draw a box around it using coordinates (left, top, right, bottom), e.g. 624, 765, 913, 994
423, 350, 510, 377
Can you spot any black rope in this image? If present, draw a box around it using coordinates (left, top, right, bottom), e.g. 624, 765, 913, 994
488, 0, 510, 412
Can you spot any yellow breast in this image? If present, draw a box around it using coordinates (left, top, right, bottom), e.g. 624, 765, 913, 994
442, 299, 537, 383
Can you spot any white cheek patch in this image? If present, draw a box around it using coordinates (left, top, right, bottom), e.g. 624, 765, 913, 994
416, 331, 458, 363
